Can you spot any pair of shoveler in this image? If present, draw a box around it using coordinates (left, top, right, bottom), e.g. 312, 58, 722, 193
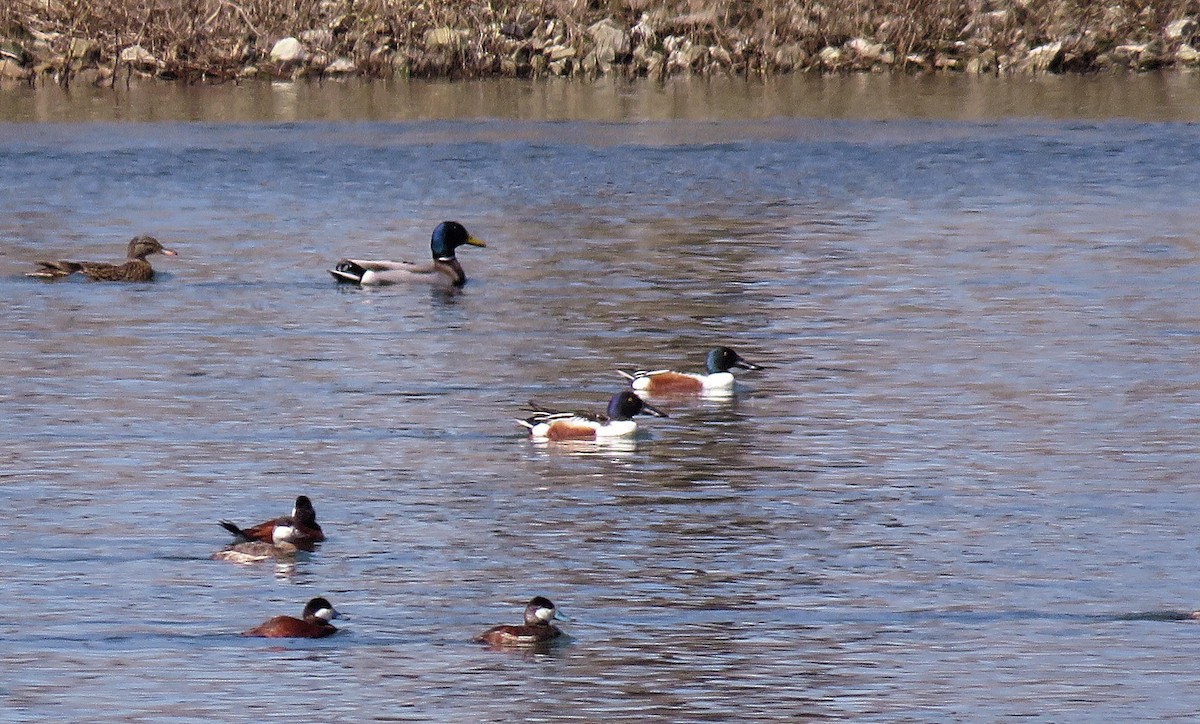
217, 495, 565, 644
25, 221, 485, 288
517, 347, 763, 441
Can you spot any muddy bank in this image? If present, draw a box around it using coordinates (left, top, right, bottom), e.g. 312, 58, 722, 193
1, 1, 1199, 85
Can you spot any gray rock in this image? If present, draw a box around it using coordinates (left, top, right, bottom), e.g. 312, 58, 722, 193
0, 41, 30, 66
269, 37, 305, 63
818, 46, 842, 68
966, 49, 998, 74
119, 45, 160, 70
300, 29, 333, 47
708, 45, 731, 68
68, 38, 99, 65
424, 27, 467, 50
846, 38, 885, 62
1165, 18, 1197, 42
1112, 43, 1147, 68
668, 41, 706, 72
0, 58, 31, 80
325, 57, 355, 74
1021, 41, 1063, 72
546, 44, 575, 61
588, 18, 630, 64
773, 43, 807, 71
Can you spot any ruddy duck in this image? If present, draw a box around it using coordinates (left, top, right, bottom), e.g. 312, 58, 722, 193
517, 391, 667, 441
242, 596, 341, 638
27, 235, 177, 282
329, 221, 487, 288
475, 596, 566, 647
219, 495, 325, 550
618, 346, 763, 395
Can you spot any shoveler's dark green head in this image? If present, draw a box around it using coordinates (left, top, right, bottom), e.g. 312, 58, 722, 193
431, 221, 486, 261
706, 347, 763, 374
607, 390, 668, 421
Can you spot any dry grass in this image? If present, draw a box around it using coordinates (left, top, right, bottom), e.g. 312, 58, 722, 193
2, 0, 1199, 82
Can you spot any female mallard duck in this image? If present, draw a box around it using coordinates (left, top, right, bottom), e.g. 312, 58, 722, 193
617, 346, 763, 395
475, 596, 567, 647
27, 235, 177, 282
329, 221, 486, 288
242, 597, 341, 638
517, 390, 667, 441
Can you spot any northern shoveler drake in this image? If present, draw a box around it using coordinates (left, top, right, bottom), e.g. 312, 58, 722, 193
475, 596, 566, 647
242, 597, 341, 638
617, 346, 763, 395
211, 540, 299, 564
517, 390, 667, 441
219, 495, 325, 551
26, 235, 177, 282
329, 221, 486, 288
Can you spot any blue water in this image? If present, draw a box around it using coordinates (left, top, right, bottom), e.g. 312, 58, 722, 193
1, 83, 1199, 721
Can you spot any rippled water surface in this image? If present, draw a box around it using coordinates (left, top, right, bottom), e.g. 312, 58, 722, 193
2, 77, 1200, 721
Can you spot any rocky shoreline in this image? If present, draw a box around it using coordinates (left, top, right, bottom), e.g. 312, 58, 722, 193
1, 2, 1198, 86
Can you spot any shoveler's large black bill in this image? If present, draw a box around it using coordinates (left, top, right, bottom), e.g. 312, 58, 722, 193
641, 399, 668, 417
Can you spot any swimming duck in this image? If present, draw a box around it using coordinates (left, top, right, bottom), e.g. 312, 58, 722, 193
26, 235, 177, 282
617, 346, 763, 395
242, 596, 341, 638
475, 596, 566, 647
517, 390, 667, 441
329, 221, 486, 287
219, 495, 325, 551
211, 540, 299, 564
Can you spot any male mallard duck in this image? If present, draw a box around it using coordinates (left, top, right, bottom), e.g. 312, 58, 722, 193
517, 390, 667, 441
219, 495, 325, 551
329, 221, 486, 287
618, 346, 763, 395
242, 597, 341, 638
474, 596, 566, 647
27, 235, 177, 282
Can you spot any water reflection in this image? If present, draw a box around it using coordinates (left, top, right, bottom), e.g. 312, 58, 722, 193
4, 74, 1200, 123
523, 436, 641, 458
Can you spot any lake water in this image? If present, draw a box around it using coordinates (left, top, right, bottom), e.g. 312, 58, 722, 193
1, 75, 1199, 721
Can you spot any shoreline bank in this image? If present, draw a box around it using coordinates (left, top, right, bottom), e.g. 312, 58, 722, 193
2, 2, 1199, 86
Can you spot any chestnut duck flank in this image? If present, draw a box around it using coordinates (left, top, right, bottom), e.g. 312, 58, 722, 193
475, 596, 566, 647
219, 495, 325, 551
243, 597, 341, 638
618, 346, 763, 395
27, 235, 177, 282
517, 390, 667, 441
